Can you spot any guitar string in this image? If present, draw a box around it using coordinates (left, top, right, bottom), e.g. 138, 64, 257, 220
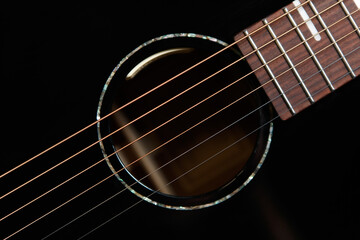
0, 0, 356, 225
0, 0, 346, 212
0, 0, 313, 180
0, 0, 351, 220
78, 60, 360, 240
0, 0, 344, 202
43, 44, 360, 240
4, 10, 360, 240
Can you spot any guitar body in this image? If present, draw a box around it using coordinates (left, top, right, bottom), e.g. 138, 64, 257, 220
1, 0, 359, 239
96, 33, 273, 209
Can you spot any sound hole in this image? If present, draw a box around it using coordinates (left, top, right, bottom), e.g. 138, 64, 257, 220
108, 46, 260, 197
97, 35, 272, 208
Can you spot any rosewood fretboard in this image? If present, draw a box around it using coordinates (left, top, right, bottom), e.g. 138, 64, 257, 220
236, 0, 360, 120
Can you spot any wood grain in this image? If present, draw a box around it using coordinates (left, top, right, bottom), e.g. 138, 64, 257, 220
235, 0, 360, 120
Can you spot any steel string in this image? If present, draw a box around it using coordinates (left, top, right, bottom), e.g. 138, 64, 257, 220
4, 3, 360, 238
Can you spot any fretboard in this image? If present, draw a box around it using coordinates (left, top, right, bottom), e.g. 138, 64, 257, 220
235, 0, 360, 120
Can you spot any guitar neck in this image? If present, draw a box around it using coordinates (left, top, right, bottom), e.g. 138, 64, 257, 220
235, 0, 360, 120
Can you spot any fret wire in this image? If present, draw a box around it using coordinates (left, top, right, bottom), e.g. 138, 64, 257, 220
309, 1, 356, 78
339, 0, 360, 37
243, 29, 296, 115
284, 7, 335, 91
263, 18, 315, 103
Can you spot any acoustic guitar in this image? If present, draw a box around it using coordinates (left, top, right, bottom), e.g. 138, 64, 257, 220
1, 0, 359, 239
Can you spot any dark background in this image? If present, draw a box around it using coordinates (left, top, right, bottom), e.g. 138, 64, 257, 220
1, 0, 359, 239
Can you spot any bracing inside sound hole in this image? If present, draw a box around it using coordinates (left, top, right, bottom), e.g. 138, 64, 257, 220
97, 34, 273, 209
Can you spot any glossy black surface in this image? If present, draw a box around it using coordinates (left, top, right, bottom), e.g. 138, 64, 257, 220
1, 0, 359, 239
